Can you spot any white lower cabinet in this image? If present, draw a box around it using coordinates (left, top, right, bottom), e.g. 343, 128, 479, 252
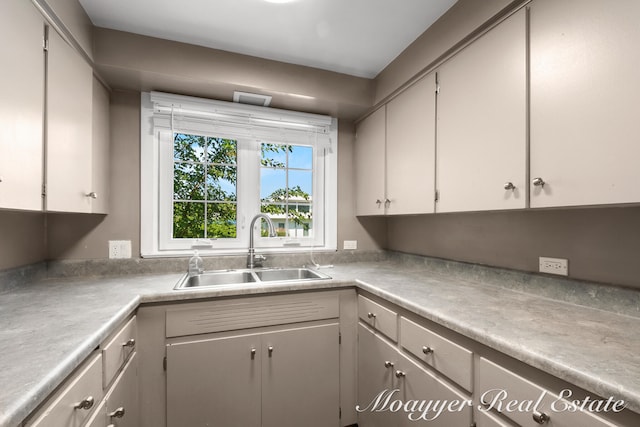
85, 353, 139, 427
166, 322, 340, 427
357, 323, 472, 427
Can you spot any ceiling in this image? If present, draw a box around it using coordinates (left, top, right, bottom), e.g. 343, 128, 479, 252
79, 0, 457, 79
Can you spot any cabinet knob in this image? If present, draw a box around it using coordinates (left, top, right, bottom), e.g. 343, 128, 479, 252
375, 199, 382, 207
250, 348, 256, 359
395, 370, 406, 378
384, 198, 391, 207
122, 338, 136, 348
532, 410, 550, 424
384, 360, 394, 368
268, 345, 274, 357
532, 177, 545, 187
504, 182, 516, 191
74, 396, 94, 410
422, 346, 434, 355
108, 407, 126, 419
85, 191, 98, 199
367, 312, 377, 319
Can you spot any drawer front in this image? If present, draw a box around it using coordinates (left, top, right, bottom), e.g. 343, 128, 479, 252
478, 357, 617, 427
26, 353, 104, 427
400, 316, 473, 392
166, 293, 339, 337
475, 407, 517, 427
358, 295, 397, 341
102, 315, 137, 388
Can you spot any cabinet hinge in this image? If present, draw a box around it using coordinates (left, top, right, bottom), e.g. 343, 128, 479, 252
434, 190, 439, 202
436, 85, 440, 94
41, 184, 46, 197
470, 423, 476, 427
338, 332, 342, 345
339, 406, 342, 419
163, 356, 167, 371
43, 26, 49, 52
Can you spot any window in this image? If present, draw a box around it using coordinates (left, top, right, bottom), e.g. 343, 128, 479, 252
141, 92, 337, 257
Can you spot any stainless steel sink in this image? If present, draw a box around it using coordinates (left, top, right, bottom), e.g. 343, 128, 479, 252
174, 267, 331, 289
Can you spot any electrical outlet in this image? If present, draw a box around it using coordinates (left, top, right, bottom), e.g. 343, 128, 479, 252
343, 240, 358, 250
539, 257, 568, 276
109, 240, 132, 259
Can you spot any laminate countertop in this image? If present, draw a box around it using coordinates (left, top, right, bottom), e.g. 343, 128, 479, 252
1, 257, 639, 427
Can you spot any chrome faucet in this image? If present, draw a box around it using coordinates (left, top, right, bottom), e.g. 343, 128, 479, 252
247, 213, 277, 268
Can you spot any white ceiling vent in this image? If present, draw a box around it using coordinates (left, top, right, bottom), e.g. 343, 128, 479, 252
233, 91, 272, 107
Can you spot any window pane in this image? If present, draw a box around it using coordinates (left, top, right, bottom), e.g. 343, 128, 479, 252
207, 203, 237, 238
260, 168, 287, 200
173, 202, 205, 238
206, 138, 237, 165
288, 145, 313, 169
207, 165, 236, 201
288, 170, 313, 199
174, 133, 205, 162
174, 163, 205, 201
261, 143, 289, 168
287, 208, 312, 238
260, 204, 286, 236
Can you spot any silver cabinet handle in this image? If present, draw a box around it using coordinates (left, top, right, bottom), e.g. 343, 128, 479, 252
108, 407, 125, 419
532, 177, 545, 187
504, 182, 516, 191
384, 361, 394, 368
375, 199, 382, 207
532, 410, 550, 424
250, 348, 256, 360
395, 370, 406, 378
268, 345, 274, 357
74, 396, 94, 410
384, 198, 391, 207
122, 338, 136, 348
422, 346, 434, 355
85, 192, 98, 199
367, 312, 376, 319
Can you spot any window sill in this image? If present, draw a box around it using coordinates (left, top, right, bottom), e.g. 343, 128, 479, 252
141, 246, 338, 259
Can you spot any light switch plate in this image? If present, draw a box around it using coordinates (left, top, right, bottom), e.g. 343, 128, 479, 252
109, 240, 132, 259
343, 240, 358, 250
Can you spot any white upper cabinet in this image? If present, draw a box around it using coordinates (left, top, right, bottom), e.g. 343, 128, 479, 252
529, 0, 640, 208
386, 73, 436, 215
355, 106, 386, 216
0, 0, 44, 211
46, 28, 93, 213
91, 77, 110, 214
436, 8, 527, 213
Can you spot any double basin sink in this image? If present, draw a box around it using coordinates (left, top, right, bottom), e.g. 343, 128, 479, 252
175, 267, 331, 289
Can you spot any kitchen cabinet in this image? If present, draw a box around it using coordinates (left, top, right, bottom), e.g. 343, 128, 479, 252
91, 77, 110, 214
436, 8, 526, 212
45, 27, 94, 213
355, 106, 386, 215
357, 323, 472, 427
0, 0, 44, 211
85, 353, 139, 427
355, 74, 437, 216
167, 323, 340, 427
165, 293, 341, 427
386, 74, 436, 215
529, 0, 640, 208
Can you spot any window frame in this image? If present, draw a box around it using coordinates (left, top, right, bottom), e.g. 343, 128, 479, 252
140, 92, 337, 257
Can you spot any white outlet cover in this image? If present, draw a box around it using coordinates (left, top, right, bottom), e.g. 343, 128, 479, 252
539, 257, 568, 276
109, 240, 132, 259
343, 240, 358, 250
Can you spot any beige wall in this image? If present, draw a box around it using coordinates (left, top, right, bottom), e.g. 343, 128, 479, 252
0, 211, 46, 270
48, 91, 141, 259
387, 207, 640, 289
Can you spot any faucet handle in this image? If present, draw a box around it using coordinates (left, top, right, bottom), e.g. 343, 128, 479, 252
253, 254, 266, 268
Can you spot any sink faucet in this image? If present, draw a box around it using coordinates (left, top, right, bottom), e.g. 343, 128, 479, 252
247, 213, 277, 268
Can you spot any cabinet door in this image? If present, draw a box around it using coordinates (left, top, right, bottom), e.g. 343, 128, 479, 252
262, 323, 340, 427
166, 333, 261, 427
0, 0, 44, 211
355, 106, 386, 216
91, 77, 110, 214
104, 353, 139, 427
357, 323, 400, 427
436, 8, 526, 212
530, 0, 640, 207
386, 74, 436, 215
46, 28, 93, 213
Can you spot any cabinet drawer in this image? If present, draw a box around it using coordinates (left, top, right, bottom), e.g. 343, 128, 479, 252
102, 315, 136, 388
475, 408, 517, 427
400, 316, 473, 392
26, 353, 104, 427
358, 295, 397, 341
478, 357, 616, 427
166, 293, 339, 337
